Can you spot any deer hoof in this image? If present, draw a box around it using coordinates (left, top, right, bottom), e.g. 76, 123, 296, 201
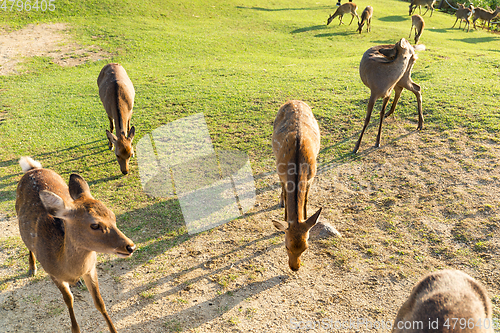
28, 269, 36, 277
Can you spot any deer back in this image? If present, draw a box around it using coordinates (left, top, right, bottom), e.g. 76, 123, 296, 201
16, 160, 135, 283
392, 269, 493, 333
98, 63, 136, 174
272, 101, 321, 271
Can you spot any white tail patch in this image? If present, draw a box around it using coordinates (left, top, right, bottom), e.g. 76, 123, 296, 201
414, 44, 426, 52
19, 156, 42, 172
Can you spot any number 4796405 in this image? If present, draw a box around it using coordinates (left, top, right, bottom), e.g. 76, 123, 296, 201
1, 0, 56, 11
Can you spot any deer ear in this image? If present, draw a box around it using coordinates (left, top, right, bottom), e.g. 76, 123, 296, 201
106, 130, 117, 144
128, 126, 135, 141
272, 219, 288, 231
68, 174, 93, 200
40, 190, 69, 218
305, 208, 322, 229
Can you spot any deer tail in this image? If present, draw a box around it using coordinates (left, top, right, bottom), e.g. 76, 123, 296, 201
19, 156, 42, 172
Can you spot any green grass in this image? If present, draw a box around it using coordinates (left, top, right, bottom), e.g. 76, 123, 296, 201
1, 0, 499, 251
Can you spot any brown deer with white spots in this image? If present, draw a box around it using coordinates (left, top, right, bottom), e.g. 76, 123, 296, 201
16, 156, 136, 333
272, 100, 322, 271
392, 269, 494, 333
98, 63, 136, 175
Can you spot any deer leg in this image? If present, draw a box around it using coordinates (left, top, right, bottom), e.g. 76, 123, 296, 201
423, 7, 429, 16
353, 95, 376, 153
339, 15, 344, 25
28, 251, 37, 277
452, 17, 459, 28
409, 25, 414, 39
52, 277, 81, 333
83, 267, 118, 333
279, 182, 285, 208
375, 96, 391, 148
349, 14, 355, 25
385, 86, 403, 119
430, 7, 434, 17
412, 84, 423, 130
108, 117, 114, 150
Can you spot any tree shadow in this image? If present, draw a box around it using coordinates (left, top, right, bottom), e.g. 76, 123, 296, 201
451, 36, 500, 43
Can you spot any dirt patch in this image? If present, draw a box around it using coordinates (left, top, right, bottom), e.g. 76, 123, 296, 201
0, 23, 110, 75
1, 122, 499, 332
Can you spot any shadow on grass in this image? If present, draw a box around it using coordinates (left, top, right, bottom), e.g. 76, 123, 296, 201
291, 25, 327, 34
378, 15, 408, 22
315, 29, 357, 38
451, 36, 500, 43
236, 5, 329, 12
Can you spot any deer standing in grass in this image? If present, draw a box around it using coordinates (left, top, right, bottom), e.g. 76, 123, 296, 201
272, 100, 322, 271
452, 3, 474, 32
327, 2, 359, 26
98, 63, 136, 175
409, 0, 436, 17
357, 6, 373, 33
392, 270, 494, 333
409, 15, 425, 44
16, 157, 136, 333
473, 6, 500, 30
353, 38, 424, 154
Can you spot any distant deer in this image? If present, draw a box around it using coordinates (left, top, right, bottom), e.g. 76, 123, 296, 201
272, 100, 322, 271
473, 6, 500, 30
327, 2, 360, 26
353, 38, 424, 153
409, 0, 435, 17
98, 63, 136, 175
357, 6, 373, 33
392, 269, 494, 333
409, 15, 425, 44
452, 3, 474, 32
16, 156, 136, 333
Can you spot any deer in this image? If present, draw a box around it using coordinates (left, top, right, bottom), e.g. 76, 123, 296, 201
327, 2, 359, 26
353, 38, 424, 154
98, 63, 136, 175
357, 6, 373, 33
409, 0, 435, 17
473, 6, 500, 30
409, 15, 425, 44
16, 156, 136, 333
452, 3, 474, 32
392, 269, 494, 332
272, 100, 322, 271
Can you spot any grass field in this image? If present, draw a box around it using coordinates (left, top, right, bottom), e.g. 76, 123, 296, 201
1, 0, 500, 331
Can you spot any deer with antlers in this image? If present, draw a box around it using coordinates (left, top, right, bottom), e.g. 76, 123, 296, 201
353, 38, 424, 153
392, 270, 494, 332
272, 100, 322, 271
16, 157, 135, 332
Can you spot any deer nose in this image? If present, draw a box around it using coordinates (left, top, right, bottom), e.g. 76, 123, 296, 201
122, 170, 128, 175
126, 244, 136, 254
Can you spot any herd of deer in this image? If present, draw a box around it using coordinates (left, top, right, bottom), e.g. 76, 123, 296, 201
13, 2, 497, 332
328, 0, 500, 35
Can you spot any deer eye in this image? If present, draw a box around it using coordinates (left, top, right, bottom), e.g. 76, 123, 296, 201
90, 223, 100, 230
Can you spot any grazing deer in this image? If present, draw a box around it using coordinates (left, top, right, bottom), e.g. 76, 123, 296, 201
473, 6, 500, 30
357, 6, 373, 33
98, 63, 136, 175
353, 38, 424, 153
392, 270, 494, 333
16, 156, 136, 333
409, 0, 435, 17
409, 15, 425, 44
272, 100, 322, 271
452, 3, 474, 32
327, 2, 359, 26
